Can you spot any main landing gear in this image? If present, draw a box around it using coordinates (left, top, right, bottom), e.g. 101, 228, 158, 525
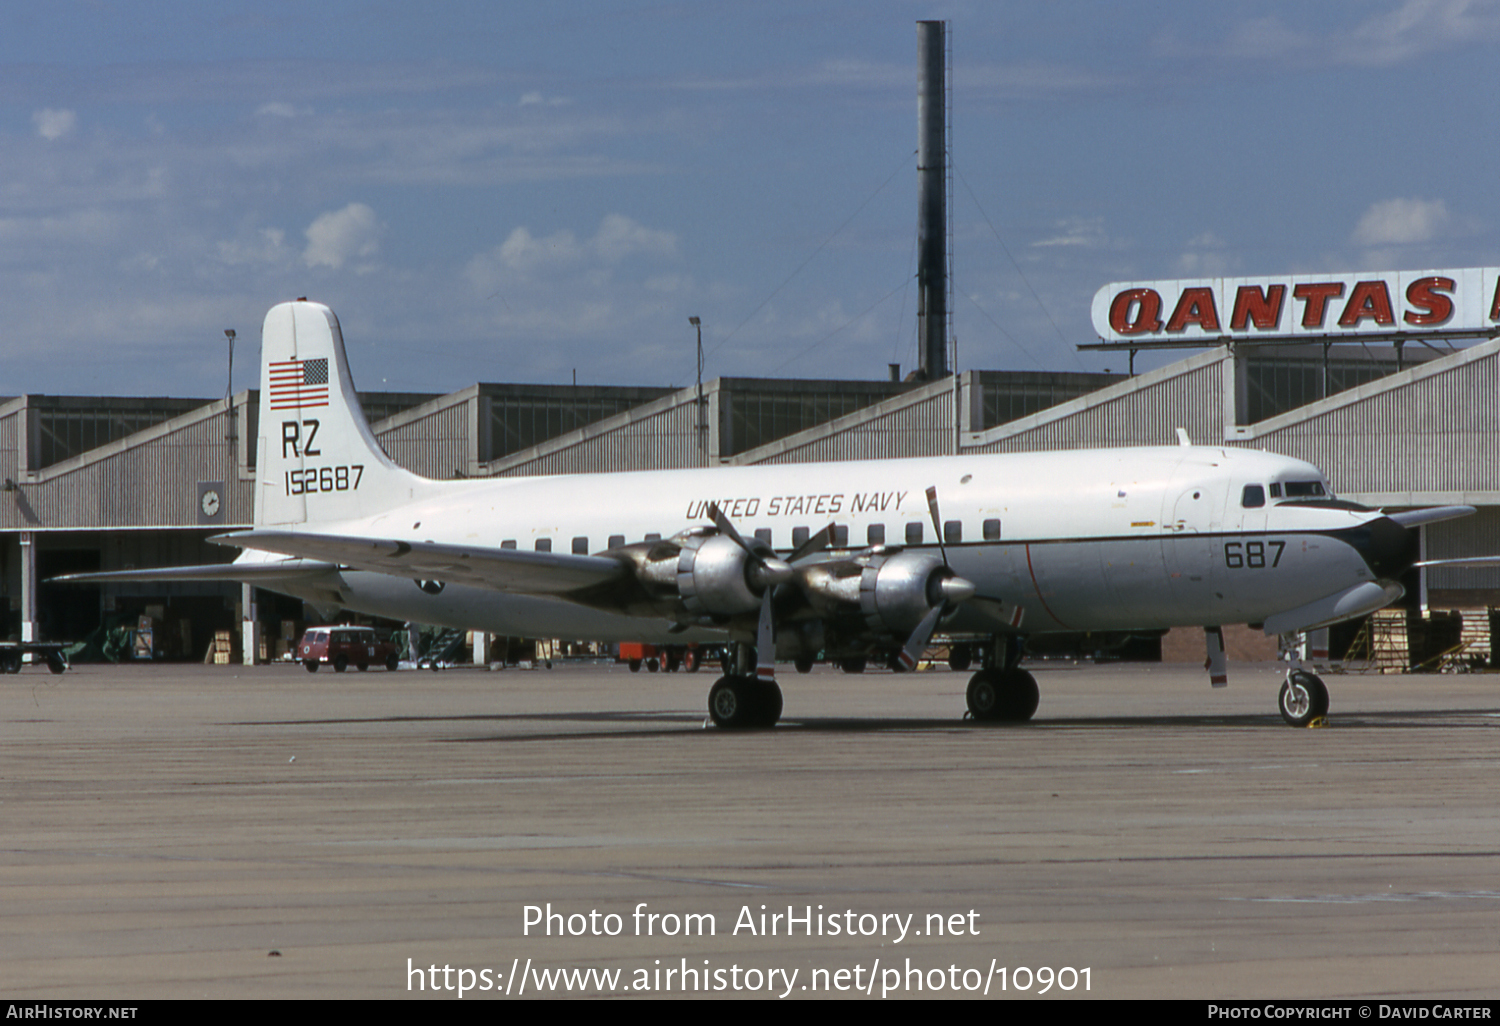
1278, 669, 1329, 727
964, 667, 1040, 722
707, 675, 784, 729
961, 635, 1039, 723
705, 643, 783, 729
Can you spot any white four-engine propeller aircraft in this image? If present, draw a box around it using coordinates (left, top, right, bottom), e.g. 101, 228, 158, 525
63, 300, 1491, 728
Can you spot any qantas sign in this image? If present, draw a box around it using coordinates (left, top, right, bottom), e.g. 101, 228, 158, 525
1091, 267, 1500, 344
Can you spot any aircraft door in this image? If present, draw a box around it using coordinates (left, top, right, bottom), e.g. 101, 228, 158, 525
1162, 481, 1224, 620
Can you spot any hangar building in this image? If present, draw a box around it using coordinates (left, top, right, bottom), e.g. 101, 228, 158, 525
2, 340, 1495, 663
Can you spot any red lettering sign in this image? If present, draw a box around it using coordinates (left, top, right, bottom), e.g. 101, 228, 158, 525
1292, 282, 1345, 328
1338, 280, 1395, 327
1165, 287, 1220, 333
1108, 288, 1163, 335
1405, 276, 1455, 326
1230, 284, 1285, 330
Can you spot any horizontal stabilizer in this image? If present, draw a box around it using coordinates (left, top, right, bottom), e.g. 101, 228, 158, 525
52, 558, 339, 585
1413, 555, 1500, 569
1386, 505, 1475, 528
214, 530, 627, 595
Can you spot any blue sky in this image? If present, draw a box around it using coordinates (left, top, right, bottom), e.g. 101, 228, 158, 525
3, 0, 1499, 397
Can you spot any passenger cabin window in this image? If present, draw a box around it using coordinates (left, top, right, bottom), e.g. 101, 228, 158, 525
1241, 484, 1266, 508
830, 524, 849, 548
501, 540, 517, 549
645, 533, 661, 542
754, 528, 772, 545
535, 538, 552, 552
983, 518, 1001, 541
944, 520, 962, 544
572, 536, 589, 555
608, 534, 625, 549
905, 522, 924, 545
792, 526, 810, 548
868, 524, 886, 546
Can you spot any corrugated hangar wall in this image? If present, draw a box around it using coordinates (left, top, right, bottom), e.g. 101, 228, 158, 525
0, 396, 252, 532
968, 350, 1226, 454
375, 389, 477, 481
483, 389, 706, 477
1239, 342, 1500, 502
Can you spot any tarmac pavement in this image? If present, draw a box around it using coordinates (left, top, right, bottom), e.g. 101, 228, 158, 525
3, 657, 1499, 1000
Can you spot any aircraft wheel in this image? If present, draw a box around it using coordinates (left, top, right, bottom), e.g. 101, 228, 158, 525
948, 644, 972, 672
966, 668, 1039, 723
708, 676, 779, 729
304, 660, 318, 673
333, 655, 348, 673
1279, 671, 1329, 727
751, 678, 783, 726
708, 676, 751, 728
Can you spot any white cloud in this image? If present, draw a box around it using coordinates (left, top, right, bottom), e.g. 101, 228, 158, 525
1204, 0, 1500, 68
218, 227, 290, 267
1176, 233, 1237, 277
255, 102, 309, 118
473, 214, 678, 280
303, 203, 383, 270
33, 108, 77, 141
1343, 0, 1500, 66
1352, 197, 1449, 246
1032, 217, 1108, 249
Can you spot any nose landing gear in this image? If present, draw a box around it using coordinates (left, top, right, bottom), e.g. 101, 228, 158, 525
1278, 670, 1329, 727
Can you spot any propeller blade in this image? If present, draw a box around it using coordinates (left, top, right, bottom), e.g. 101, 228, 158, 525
897, 602, 945, 671
708, 502, 792, 586
1388, 505, 1476, 529
925, 486, 948, 566
707, 502, 749, 549
756, 588, 777, 681
967, 595, 1025, 630
788, 523, 832, 563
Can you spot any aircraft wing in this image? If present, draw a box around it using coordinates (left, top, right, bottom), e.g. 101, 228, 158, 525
213, 529, 627, 596
53, 558, 340, 584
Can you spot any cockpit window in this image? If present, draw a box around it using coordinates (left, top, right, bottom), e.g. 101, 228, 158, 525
1269, 483, 1282, 498
1284, 481, 1326, 497
1241, 484, 1265, 509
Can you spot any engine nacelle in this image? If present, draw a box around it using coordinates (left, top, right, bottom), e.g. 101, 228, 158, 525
676, 532, 763, 617
859, 550, 951, 636
609, 528, 775, 621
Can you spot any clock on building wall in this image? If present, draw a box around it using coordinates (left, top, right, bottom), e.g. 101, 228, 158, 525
197, 481, 226, 525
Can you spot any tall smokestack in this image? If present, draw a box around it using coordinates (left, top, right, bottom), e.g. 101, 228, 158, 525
917, 20, 949, 380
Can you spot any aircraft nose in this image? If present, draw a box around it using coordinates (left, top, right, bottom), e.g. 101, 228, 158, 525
1343, 516, 1419, 579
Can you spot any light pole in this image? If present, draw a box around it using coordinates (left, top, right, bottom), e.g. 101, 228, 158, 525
224, 329, 236, 401
689, 316, 705, 460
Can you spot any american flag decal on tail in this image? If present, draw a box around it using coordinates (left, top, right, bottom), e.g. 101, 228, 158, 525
268, 358, 330, 410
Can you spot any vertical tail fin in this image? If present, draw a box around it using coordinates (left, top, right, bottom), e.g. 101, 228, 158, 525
255, 300, 433, 527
